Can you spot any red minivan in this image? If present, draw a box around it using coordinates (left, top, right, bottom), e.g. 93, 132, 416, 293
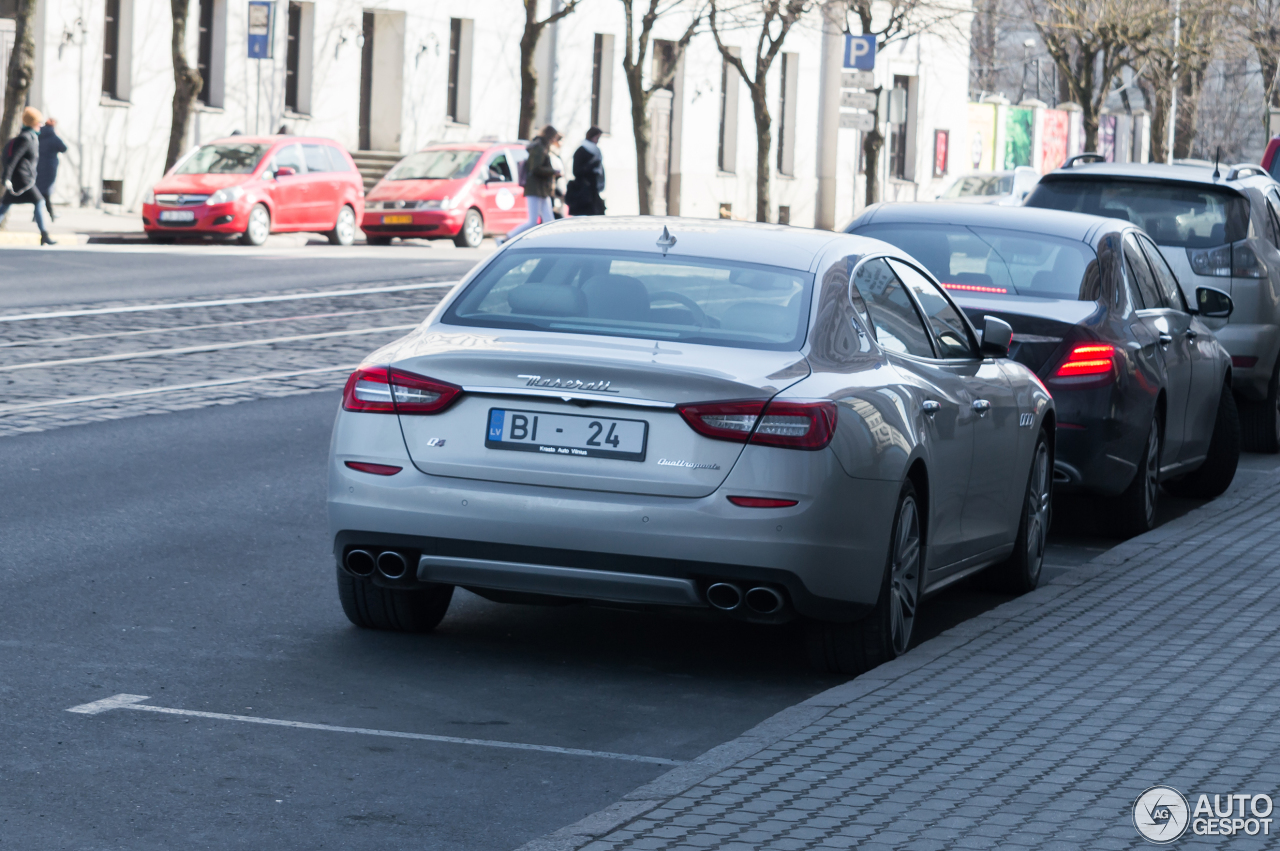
361, 143, 529, 247
1263, 136, 1280, 182
142, 136, 365, 246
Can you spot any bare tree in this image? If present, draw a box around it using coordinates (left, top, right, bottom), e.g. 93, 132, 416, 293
1131, 0, 1219, 162
707, 0, 809, 222
517, 0, 583, 140
1233, 0, 1280, 135
620, 0, 700, 214
1024, 0, 1167, 150
165, 0, 204, 172
0, 0, 37, 145
970, 0, 1001, 96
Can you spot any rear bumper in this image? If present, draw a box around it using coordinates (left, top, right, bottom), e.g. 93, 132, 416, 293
1049, 384, 1150, 496
1214, 322, 1279, 400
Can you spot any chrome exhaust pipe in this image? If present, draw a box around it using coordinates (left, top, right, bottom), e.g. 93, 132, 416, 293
706, 582, 743, 611
744, 586, 784, 615
344, 549, 376, 577
376, 550, 408, 579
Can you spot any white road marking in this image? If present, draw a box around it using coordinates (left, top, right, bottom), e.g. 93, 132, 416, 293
0, 364, 358, 413
0, 324, 417, 373
67, 695, 682, 766
0, 280, 459, 324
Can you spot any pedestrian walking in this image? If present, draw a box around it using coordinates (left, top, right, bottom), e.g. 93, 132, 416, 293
1, 107, 56, 245
36, 117, 67, 221
503, 125, 561, 242
565, 127, 606, 217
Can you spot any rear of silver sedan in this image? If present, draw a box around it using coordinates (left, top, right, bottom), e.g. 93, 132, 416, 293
328, 220, 898, 649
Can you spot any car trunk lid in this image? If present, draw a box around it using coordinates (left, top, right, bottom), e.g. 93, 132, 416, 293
953, 293, 1102, 375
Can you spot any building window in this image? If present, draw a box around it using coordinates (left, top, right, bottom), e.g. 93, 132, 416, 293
102, 0, 120, 99
590, 34, 614, 133
285, 3, 301, 111
197, 0, 213, 104
776, 52, 798, 176
717, 49, 739, 173
889, 74, 911, 180
447, 19, 473, 124
195, 0, 225, 108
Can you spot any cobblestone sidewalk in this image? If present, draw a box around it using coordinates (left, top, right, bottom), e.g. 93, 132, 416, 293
521, 471, 1280, 850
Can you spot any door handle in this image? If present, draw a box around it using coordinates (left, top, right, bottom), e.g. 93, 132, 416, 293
1185, 329, 1199, 340
971, 399, 992, 414
922, 400, 940, 415
1158, 333, 1173, 345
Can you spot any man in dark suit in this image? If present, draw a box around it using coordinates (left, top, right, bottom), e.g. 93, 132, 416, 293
36, 117, 68, 221
565, 127, 606, 217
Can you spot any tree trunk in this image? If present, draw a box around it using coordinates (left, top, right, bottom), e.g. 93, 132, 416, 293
750, 89, 771, 222
1139, 78, 1170, 163
862, 125, 883, 208
166, 0, 204, 172
1173, 70, 1201, 159
626, 70, 653, 215
517, 19, 541, 140
0, 0, 37, 146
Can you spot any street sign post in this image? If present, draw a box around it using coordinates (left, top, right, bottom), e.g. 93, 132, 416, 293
843, 35, 875, 71
841, 71, 874, 90
839, 112, 876, 132
840, 91, 877, 111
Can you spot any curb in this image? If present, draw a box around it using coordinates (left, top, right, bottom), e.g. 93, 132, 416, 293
512, 474, 1274, 851
0, 232, 42, 246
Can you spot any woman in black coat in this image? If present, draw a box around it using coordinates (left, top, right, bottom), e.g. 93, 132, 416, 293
0, 107, 56, 244
565, 127, 606, 217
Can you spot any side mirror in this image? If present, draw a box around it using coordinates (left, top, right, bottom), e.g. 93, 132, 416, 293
980, 315, 1013, 358
1196, 286, 1233, 318
275, 166, 296, 178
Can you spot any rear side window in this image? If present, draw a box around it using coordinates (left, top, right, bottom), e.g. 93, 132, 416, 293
1138, 234, 1187, 311
854, 223, 1098, 300
1028, 178, 1250, 248
444, 249, 812, 351
325, 146, 353, 172
851, 258, 935, 358
1123, 234, 1164, 309
888, 259, 977, 358
303, 144, 331, 173
1265, 189, 1280, 247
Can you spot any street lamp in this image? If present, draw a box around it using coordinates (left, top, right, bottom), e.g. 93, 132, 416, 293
1167, 0, 1180, 164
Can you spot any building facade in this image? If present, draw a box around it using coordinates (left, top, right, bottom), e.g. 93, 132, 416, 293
9, 0, 973, 229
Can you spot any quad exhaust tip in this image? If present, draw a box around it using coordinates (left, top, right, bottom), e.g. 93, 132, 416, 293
376, 550, 409, 579
707, 582, 786, 615
744, 586, 784, 615
345, 549, 376, 577
706, 582, 743, 611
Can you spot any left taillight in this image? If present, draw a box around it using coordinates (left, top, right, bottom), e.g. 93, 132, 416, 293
342, 366, 462, 414
677, 399, 837, 451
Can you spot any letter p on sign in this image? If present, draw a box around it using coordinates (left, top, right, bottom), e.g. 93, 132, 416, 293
844, 35, 876, 70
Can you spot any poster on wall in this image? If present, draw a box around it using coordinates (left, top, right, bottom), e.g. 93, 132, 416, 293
967, 103, 997, 171
934, 130, 949, 177
1003, 108, 1034, 169
1098, 115, 1117, 162
1040, 110, 1068, 173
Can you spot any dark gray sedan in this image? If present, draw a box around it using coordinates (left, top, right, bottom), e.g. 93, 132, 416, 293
849, 203, 1239, 538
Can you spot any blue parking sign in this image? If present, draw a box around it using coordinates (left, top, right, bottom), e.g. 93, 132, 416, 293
844, 34, 875, 70
247, 1, 273, 59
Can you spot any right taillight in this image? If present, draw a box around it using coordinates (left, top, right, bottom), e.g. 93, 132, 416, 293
1050, 343, 1116, 386
342, 366, 461, 414
1187, 240, 1267, 278
676, 399, 837, 450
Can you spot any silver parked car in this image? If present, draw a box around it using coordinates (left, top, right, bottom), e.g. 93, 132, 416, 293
1027, 161, 1280, 451
328, 218, 1054, 674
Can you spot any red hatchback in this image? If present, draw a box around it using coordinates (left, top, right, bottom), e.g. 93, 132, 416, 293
142, 136, 365, 246
361, 143, 529, 247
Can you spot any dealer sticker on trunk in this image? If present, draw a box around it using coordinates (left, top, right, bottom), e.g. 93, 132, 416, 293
486, 408, 648, 462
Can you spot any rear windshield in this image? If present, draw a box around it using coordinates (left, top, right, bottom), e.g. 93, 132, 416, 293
1027, 177, 1249, 248
941, 174, 1013, 199
387, 150, 482, 180
443, 249, 813, 351
174, 143, 269, 175
854, 223, 1099, 300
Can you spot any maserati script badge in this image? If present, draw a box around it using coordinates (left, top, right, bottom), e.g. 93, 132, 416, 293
517, 374, 619, 392
658, 459, 721, 471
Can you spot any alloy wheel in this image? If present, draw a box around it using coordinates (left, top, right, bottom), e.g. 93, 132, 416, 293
1143, 419, 1160, 525
889, 496, 921, 656
464, 210, 483, 247
1024, 442, 1050, 582
335, 207, 356, 245
246, 206, 270, 245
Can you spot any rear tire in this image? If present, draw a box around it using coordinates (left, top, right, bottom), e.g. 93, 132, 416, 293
1110, 416, 1161, 539
1165, 384, 1240, 498
988, 431, 1051, 594
326, 205, 357, 246
453, 208, 484, 248
809, 481, 922, 675
240, 204, 270, 246
1239, 359, 1280, 453
336, 567, 454, 633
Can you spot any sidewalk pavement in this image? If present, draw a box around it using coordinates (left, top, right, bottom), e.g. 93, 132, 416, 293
0, 205, 144, 246
521, 471, 1280, 850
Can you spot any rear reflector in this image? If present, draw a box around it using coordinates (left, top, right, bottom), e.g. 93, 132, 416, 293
677, 399, 837, 450
344, 461, 403, 476
342, 366, 461, 414
942, 282, 1008, 294
1051, 343, 1116, 383
1232, 355, 1259, 369
728, 496, 799, 508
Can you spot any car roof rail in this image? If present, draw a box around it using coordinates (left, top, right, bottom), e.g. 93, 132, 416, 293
1225, 164, 1268, 181
1063, 153, 1107, 168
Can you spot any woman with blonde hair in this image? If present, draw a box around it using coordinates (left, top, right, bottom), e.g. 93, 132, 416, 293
1, 106, 56, 244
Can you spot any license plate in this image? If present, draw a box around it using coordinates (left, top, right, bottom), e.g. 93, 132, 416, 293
486, 408, 648, 461
159, 210, 195, 222
382, 214, 413, 224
